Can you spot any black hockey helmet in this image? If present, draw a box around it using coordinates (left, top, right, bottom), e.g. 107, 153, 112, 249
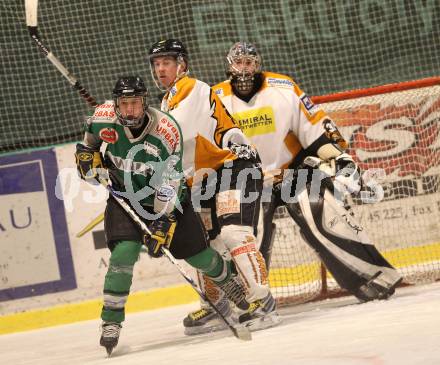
112, 76, 149, 128
148, 39, 189, 91
148, 39, 188, 63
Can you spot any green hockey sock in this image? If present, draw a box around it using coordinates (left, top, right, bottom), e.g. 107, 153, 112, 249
101, 240, 142, 323
185, 247, 231, 283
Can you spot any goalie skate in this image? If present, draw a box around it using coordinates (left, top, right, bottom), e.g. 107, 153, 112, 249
239, 293, 282, 331
356, 271, 403, 302
100, 322, 122, 356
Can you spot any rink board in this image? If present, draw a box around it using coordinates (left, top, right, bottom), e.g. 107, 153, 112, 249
1, 143, 440, 335
0, 149, 76, 301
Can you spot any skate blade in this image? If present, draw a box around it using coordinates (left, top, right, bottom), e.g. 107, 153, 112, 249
184, 322, 228, 336
232, 324, 252, 341
242, 312, 282, 332
105, 346, 114, 357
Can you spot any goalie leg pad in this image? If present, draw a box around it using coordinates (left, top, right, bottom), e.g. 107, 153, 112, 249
218, 225, 269, 303
285, 186, 402, 300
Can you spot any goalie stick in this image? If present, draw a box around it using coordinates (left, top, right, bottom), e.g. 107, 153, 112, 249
97, 178, 252, 341
25, 0, 97, 107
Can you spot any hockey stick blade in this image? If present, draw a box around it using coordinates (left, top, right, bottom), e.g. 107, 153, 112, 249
25, 0, 97, 107
97, 178, 251, 341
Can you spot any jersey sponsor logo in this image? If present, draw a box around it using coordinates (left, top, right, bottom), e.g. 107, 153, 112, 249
108, 153, 154, 176
144, 142, 160, 157
300, 93, 320, 116
169, 86, 177, 98
216, 190, 241, 217
300, 94, 314, 110
266, 77, 294, 88
232, 106, 276, 138
99, 128, 119, 144
154, 118, 180, 152
215, 88, 224, 96
156, 184, 176, 202
94, 103, 116, 118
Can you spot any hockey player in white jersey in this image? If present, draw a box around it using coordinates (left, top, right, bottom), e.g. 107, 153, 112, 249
211, 42, 402, 304
147, 39, 281, 334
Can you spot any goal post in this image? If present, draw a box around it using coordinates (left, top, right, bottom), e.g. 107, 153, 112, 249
269, 78, 440, 305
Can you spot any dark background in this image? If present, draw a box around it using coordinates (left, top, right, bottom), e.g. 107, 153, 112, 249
1, 0, 439, 153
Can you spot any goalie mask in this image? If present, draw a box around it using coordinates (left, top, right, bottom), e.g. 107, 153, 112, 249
148, 39, 189, 91
226, 42, 262, 95
112, 76, 149, 128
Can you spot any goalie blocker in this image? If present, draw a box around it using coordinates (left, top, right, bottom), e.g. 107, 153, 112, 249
261, 168, 402, 302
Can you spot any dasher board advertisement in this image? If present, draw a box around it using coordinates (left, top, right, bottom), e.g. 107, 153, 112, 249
0, 149, 76, 301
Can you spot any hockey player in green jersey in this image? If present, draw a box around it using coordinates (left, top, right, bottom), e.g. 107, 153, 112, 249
75, 76, 250, 355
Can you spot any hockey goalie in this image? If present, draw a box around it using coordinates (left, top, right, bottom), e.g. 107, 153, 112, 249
212, 41, 403, 303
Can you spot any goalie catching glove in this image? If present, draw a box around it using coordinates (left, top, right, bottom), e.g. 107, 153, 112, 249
75, 143, 105, 182
143, 216, 177, 258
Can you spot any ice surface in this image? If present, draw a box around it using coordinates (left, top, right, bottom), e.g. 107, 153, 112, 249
1, 282, 440, 365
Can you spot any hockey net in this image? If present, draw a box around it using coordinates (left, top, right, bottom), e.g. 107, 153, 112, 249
1, 1, 439, 153
268, 79, 440, 305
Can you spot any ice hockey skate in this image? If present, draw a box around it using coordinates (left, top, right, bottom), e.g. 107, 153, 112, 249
100, 322, 122, 356
355, 271, 403, 302
239, 293, 282, 331
183, 296, 236, 335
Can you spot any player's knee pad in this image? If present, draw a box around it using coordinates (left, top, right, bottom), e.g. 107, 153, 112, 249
219, 225, 269, 302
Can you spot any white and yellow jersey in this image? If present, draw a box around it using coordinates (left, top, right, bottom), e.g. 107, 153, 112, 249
161, 76, 250, 185
213, 71, 347, 177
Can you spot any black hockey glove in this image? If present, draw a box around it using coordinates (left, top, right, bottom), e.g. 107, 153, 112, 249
75, 143, 105, 182
228, 143, 258, 163
143, 216, 177, 258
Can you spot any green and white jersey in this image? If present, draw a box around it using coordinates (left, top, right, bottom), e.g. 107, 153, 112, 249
81, 100, 184, 214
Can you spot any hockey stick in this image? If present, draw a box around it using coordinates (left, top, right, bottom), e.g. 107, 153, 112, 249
25, 0, 97, 107
76, 212, 104, 238
97, 178, 252, 341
